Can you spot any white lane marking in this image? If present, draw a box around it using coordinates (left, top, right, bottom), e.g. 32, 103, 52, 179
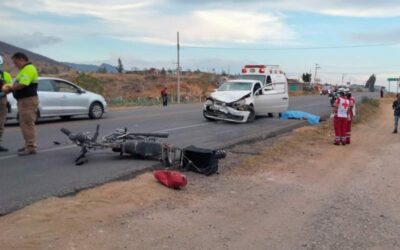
154, 123, 207, 133
0, 123, 206, 161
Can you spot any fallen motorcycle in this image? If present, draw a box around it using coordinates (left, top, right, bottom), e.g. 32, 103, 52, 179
55, 125, 226, 175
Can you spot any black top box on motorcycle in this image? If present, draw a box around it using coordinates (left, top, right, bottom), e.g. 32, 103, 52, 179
181, 146, 226, 176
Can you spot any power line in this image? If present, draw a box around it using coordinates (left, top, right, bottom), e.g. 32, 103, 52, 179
182, 42, 398, 51
319, 71, 400, 75
320, 64, 400, 70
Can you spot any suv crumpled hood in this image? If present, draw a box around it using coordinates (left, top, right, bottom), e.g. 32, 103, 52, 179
210, 91, 251, 103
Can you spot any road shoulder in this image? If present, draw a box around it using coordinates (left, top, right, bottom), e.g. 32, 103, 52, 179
2, 98, 398, 250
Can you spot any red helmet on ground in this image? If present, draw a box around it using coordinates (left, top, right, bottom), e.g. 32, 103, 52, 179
153, 170, 187, 189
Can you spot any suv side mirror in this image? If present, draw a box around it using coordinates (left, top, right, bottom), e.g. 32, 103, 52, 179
77, 89, 86, 94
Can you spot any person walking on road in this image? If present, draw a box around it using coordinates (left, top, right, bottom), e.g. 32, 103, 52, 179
161, 87, 168, 107
380, 87, 384, 98
2, 53, 39, 156
333, 88, 350, 145
0, 55, 13, 152
392, 94, 400, 134
345, 88, 356, 144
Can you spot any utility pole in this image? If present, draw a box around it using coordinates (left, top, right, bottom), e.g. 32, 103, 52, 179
314, 64, 320, 85
341, 73, 346, 85
177, 32, 181, 104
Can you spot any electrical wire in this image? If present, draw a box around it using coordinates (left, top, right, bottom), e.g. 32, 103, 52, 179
319, 71, 400, 75
182, 42, 398, 51
320, 64, 400, 70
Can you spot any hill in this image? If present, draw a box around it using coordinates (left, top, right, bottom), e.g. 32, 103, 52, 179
0, 40, 69, 74
58, 71, 218, 105
0, 40, 218, 105
64, 62, 118, 73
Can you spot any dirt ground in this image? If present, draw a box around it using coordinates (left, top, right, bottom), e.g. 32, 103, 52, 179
1, 99, 400, 250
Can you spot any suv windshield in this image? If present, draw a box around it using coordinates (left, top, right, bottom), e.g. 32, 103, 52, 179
218, 82, 253, 91
239, 75, 266, 84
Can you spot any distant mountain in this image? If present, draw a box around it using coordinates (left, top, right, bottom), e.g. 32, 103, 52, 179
0, 40, 69, 74
100, 63, 118, 73
64, 62, 118, 73
63, 62, 101, 72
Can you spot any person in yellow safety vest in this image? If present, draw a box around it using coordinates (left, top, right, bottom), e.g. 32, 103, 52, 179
0, 55, 13, 152
2, 52, 39, 156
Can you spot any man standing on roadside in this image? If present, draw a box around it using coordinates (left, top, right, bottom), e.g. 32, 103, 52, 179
161, 87, 168, 107
392, 94, 400, 134
2, 53, 39, 155
0, 55, 12, 152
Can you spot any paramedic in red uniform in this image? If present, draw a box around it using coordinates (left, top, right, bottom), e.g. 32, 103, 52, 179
333, 88, 350, 145
345, 89, 356, 144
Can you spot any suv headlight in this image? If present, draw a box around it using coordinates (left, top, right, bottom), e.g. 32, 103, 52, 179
233, 99, 246, 106
205, 99, 213, 106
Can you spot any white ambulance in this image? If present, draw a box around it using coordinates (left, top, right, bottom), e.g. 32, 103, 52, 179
203, 65, 289, 123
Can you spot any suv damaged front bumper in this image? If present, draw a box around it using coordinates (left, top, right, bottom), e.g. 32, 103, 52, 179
203, 103, 250, 123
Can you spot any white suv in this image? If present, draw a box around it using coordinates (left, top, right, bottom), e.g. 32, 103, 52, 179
203, 79, 289, 123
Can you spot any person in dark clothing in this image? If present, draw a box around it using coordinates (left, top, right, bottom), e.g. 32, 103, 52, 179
393, 94, 400, 133
380, 87, 384, 98
161, 87, 168, 106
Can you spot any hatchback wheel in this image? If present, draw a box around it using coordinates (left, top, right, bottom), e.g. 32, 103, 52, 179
89, 102, 104, 119
246, 106, 256, 123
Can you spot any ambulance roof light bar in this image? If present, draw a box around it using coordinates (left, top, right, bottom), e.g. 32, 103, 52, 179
244, 65, 280, 68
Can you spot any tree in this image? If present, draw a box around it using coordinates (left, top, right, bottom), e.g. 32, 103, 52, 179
302, 73, 312, 83
117, 58, 124, 73
365, 74, 376, 92
160, 67, 166, 76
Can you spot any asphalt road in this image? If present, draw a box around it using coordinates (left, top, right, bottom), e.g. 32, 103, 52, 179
0, 93, 377, 215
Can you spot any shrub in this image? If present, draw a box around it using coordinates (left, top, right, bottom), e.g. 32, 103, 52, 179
74, 73, 105, 96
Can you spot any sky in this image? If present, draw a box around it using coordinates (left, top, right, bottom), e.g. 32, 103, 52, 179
1, 0, 400, 88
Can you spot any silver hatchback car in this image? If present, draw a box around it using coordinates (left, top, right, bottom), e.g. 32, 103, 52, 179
6, 77, 107, 121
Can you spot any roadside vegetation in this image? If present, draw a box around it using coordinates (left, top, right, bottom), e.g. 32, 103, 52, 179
59, 69, 318, 107
237, 97, 380, 175
59, 71, 218, 107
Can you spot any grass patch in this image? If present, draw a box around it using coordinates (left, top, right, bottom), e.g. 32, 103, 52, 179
352, 97, 380, 125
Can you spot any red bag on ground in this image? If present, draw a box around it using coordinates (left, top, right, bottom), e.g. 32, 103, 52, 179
153, 170, 187, 189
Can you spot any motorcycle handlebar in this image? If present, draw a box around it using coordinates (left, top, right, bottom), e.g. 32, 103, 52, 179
61, 128, 88, 143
